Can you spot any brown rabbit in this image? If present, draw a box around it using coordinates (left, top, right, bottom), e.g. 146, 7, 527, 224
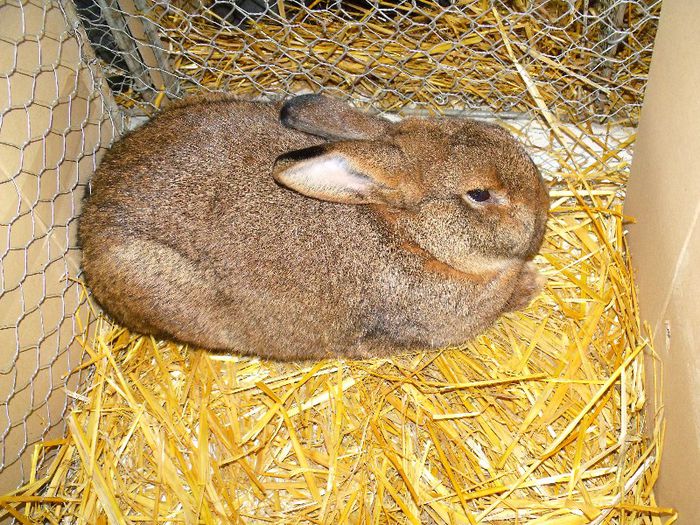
79, 94, 549, 361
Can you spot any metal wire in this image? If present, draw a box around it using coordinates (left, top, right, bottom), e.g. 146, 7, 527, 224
74, 0, 661, 123
0, 0, 118, 491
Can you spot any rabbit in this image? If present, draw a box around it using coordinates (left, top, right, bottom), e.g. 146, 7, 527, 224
79, 93, 549, 361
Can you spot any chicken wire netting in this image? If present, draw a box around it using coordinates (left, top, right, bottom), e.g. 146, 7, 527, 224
75, 0, 661, 124
0, 0, 660, 496
0, 0, 118, 491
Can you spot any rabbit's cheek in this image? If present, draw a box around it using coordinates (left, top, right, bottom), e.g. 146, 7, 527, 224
397, 210, 520, 281
495, 205, 541, 257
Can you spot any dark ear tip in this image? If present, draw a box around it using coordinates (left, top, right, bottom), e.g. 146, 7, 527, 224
280, 93, 325, 127
273, 144, 331, 183
276, 144, 328, 164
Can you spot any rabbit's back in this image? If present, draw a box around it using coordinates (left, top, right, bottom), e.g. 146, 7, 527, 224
80, 98, 400, 358
85, 99, 314, 236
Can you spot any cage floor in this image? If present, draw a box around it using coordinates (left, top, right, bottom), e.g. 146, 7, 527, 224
0, 121, 675, 524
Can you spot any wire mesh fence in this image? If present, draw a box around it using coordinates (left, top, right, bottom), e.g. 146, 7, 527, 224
0, 0, 117, 492
1, 0, 660, 500
75, 0, 661, 123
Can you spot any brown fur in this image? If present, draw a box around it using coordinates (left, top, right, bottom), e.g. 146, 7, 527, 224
79, 94, 549, 361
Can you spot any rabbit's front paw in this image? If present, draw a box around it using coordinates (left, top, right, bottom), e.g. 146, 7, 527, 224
504, 262, 545, 312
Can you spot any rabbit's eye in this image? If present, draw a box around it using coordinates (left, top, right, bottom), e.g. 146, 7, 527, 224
466, 189, 491, 202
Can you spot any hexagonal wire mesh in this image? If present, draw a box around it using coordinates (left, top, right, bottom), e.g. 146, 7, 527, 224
77, 0, 661, 123
0, 0, 660, 496
0, 0, 119, 491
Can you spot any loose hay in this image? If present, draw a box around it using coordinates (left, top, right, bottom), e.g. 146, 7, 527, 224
0, 119, 677, 523
1, 2, 673, 521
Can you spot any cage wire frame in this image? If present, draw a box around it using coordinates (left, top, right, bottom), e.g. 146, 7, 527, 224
70, 0, 661, 124
0, 0, 661, 505
0, 0, 123, 490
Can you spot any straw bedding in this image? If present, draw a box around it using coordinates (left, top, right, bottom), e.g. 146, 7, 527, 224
0, 123, 676, 522
0, 1, 676, 524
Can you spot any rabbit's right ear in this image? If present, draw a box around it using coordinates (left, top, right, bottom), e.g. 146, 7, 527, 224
272, 142, 408, 206
280, 94, 390, 141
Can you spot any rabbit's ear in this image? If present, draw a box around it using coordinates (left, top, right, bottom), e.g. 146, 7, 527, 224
280, 94, 390, 141
272, 143, 405, 205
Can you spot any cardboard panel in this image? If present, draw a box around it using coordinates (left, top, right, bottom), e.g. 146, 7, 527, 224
625, 0, 700, 520
0, 0, 115, 493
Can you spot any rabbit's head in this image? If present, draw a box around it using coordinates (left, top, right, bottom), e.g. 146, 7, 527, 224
274, 95, 549, 275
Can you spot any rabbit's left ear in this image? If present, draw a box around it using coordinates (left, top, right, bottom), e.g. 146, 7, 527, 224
272, 142, 407, 206
280, 94, 390, 141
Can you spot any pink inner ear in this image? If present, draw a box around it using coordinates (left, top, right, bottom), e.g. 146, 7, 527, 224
277, 154, 378, 204
291, 155, 371, 191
